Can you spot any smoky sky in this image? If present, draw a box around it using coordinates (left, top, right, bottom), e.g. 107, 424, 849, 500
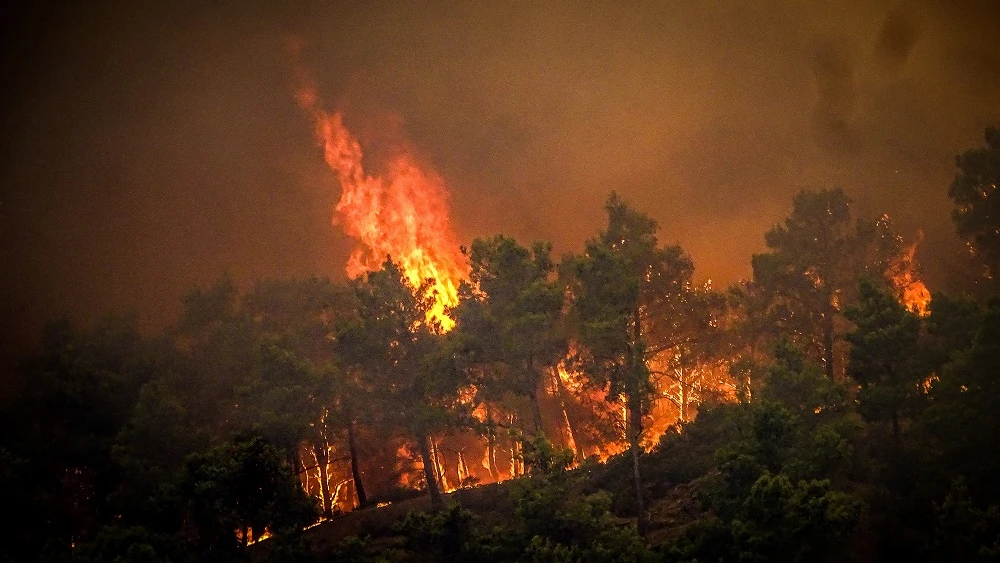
2, 0, 998, 368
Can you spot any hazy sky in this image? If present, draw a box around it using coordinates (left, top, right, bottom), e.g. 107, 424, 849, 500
2, 1, 998, 367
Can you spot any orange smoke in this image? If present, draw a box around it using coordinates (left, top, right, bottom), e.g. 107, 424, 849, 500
292, 58, 466, 329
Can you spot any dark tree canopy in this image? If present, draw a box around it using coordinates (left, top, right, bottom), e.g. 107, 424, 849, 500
949, 126, 1000, 284
182, 434, 317, 555
845, 279, 925, 436
566, 192, 694, 533
454, 235, 566, 435
341, 259, 468, 507
3, 178, 1000, 563
752, 188, 904, 379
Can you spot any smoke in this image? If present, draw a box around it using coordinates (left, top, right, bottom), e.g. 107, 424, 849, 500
874, 7, 920, 70
1, 0, 999, 373
809, 4, 923, 156
811, 39, 860, 155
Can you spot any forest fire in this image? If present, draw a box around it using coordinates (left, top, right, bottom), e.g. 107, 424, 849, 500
900, 278, 931, 317
888, 233, 932, 316
286, 76, 943, 517
293, 68, 466, 329
282, 49, 749, 510
7, 5, 1000, 560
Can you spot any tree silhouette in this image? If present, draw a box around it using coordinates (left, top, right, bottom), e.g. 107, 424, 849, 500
565, 192, 693, 533
949, 126, 1000, 287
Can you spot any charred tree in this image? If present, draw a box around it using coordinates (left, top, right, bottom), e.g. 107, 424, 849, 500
485, 404, 499, 481
566, 193, 692, 537
552, 367, 584, 460
346, 418, 367, 508
629, 309, 647, 535
528, 380, 545, 436
417, 432, 443, 508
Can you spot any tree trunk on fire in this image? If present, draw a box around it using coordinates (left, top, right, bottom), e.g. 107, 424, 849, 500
347, 418, 367, 508
416, 431, 443, 508
292, 446, 304, 478
528, 385, 545, 437
313, 440, 333, 518
553, 367, 584, 461
679, 374, 689, 423
485, 405, 498, 481
457, 451, 469, 484
431, 439, 447, 491
630, 309, 647, 535
627, 388, 646, 535
510, 413, 522, 477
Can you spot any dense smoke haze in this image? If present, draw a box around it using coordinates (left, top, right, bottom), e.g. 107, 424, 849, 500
2, 0, 998, 372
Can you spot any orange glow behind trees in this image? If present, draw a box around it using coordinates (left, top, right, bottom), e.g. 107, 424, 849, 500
286, 51, 938, 509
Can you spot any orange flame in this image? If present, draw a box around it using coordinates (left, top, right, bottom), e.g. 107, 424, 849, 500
293, 64, 466, 329
888, 232, 931, 316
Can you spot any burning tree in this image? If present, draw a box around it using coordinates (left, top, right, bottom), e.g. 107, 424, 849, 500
339, 259, 469, 507
240, 278, 364, 516
293, 61, 467, 330
751, 189, 930, 379
565, 192, 694, 533
453, 236, 567, 441
647, 282, 731, 428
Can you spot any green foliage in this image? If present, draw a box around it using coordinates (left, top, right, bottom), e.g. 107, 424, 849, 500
567, 241, 640, 389
565, 193, 695, 532
510, 470, 653, 562
926, 293, 983, 367
69, 525, 174, 563
181, 434, 317, 555
751, 188, 905, 378
339, 259, 471, 506
759, 340, 848, 416
659, 341, 865, 562
668, 440, 863, 563
3, 186, 1000, 563
920, 298, 1000, 503
382, 464, 653, 563
930, 478, 1000, 562
751, 189, 855, 376
172, 276, 258, 434
845, 279, 926, 434
522, 434, 575, 475
730, 473, 861, 563
454, 235, 566, 434
340, 259, 465, 434
0, 316, 155, 560
395, 505, 482, 560
566, 193, 694, 404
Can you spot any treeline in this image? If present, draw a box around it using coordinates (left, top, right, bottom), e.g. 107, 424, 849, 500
1, 127, 998, 562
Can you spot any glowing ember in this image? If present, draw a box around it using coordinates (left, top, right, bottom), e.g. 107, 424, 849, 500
293, 62, 466, 329
241, 527, 272, 545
